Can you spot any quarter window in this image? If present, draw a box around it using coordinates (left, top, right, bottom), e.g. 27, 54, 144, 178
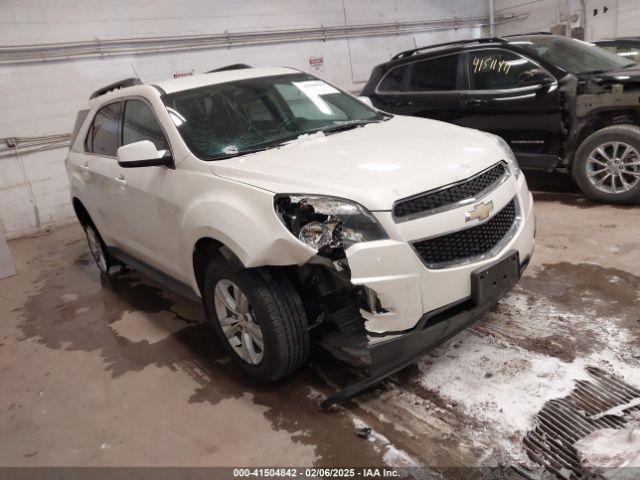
406, 55, 460, 91
468, 50, 545, 90
122, 99, 168, 151
85, 102, 122, 156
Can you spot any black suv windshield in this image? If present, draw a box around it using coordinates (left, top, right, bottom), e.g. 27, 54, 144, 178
508, 35, 636, 74
162, 73, 384, 160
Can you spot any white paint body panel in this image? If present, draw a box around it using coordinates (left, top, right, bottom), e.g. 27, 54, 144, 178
67, 69, 535, 333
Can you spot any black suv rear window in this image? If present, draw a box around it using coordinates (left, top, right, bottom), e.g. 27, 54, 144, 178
407, 54, 460, 91
378, 65, 408, 92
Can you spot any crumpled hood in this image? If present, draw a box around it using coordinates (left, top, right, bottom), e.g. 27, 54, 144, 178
211, 116, 507, 211
586, 65, 640, 88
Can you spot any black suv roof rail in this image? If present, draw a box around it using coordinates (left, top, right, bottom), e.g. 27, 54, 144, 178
207, 63, 252, 73
502, 31, 553, 37
89, 77, 142, 100
391, 36, 507, 60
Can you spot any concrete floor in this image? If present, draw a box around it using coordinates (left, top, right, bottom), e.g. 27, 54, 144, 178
1, 172, 639, 471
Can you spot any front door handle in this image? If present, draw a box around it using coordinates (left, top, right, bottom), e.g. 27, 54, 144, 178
115, 174, 127, 185
81, 161, 89, 170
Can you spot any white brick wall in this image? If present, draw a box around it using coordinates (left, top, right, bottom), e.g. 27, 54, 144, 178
0, 0, 488, 238
495, 0, 640, 39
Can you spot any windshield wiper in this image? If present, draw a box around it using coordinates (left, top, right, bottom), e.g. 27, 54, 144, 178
319, 119, 381, 134
579, 69, 608, 75
205, 144, 280, 161
205, 120, 383, 161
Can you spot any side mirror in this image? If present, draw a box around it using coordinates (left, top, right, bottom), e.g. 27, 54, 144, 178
117, 140, 174, 169
358, 96, 374, 108
517, 69, 554, 88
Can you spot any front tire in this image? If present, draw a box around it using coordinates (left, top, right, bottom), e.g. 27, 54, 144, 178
574, 125, 640, 203
83, 223, 112, 274
202, 256, 309, 382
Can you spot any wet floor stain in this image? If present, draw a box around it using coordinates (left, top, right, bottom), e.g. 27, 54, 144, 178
521, 262, 640, 334
10, 228, 640, 471
477, 262, 640, 363
532, 191, 639, 209
14, 246, 390, 467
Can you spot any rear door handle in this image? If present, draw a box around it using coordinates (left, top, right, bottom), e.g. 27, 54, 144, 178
115, 174, 127, 185
81, 161, 89, 170
463, 98, 488, 107
396, 99, 415, 107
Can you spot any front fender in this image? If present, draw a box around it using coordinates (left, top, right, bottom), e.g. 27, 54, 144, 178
178, 174, 316, 292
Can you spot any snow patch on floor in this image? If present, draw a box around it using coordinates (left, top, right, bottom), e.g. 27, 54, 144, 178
412, 287, 640, 465
418, 331, 591, 463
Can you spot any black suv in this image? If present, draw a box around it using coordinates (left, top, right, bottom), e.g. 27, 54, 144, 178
361, 33, 640, 203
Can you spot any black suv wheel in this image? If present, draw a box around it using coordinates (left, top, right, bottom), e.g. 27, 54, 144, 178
202, 256, 310, 382
574, 125, 640, 203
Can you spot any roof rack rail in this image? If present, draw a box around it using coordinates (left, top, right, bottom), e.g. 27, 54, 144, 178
502, 31, 553, 37
207, 64, 252, 73
391, 36, 507, 60
89, 77, 142, 100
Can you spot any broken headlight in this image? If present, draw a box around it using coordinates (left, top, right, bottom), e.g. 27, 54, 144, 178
274, 195, 388, 251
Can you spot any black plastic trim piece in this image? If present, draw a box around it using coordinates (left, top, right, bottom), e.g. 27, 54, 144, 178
107, 247, 200, 302
516, 152, 561, 170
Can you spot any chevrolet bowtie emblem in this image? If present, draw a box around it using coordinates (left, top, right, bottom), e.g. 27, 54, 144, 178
465, 201, 494, 222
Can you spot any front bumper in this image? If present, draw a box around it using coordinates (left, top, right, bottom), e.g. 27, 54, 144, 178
320, 252, 530, 409
345, 174, 535, 334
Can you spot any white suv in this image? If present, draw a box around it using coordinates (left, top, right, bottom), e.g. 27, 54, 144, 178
66, 66, 535, 406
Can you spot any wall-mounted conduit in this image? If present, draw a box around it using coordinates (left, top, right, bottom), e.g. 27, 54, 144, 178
0, 135, 71, 159
0, 14, 524, 65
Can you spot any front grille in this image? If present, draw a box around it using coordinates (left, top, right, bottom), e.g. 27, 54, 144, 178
413, 199, 517, 267
393, 162, 507, 221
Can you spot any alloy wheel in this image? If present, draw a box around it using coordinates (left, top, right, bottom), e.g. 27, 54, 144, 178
213, 279, 264, 365
586, 141, 640, 194
85, 226, 108, 273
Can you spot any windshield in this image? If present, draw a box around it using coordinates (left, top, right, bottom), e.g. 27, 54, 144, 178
508, 35, 636, 74
162, 73, 384, 160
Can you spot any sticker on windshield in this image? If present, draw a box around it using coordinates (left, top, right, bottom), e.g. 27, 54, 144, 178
292, 80, 339, 95
292, 80, 340, 115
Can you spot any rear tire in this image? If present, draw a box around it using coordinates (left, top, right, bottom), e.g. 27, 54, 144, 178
202, 256, 309, 382
573, 125, 640, 204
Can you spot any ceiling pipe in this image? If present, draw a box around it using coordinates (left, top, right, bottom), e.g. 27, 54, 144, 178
489, 0, 496, 35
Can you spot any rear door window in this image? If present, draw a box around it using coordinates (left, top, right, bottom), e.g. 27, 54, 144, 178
467, 50, 545, 90
406, 54, 461, 91
85, 102, 122, 156
378, 65, 409, 92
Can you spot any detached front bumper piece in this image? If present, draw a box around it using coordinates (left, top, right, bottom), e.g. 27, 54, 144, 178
320, 251, 527, 409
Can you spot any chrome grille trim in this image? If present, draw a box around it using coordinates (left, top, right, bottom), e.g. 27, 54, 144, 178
392, 161, 510, 223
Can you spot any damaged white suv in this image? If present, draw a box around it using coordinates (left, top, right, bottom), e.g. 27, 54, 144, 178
67, 66, 535, 406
